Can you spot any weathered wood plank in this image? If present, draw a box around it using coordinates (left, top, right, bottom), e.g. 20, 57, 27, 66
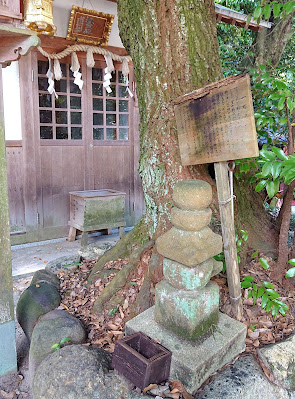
174, 75, 258, 166
214, 161, 243, 320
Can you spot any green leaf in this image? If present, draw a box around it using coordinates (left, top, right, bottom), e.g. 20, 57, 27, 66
272, 303, 280, 317
248, 289, 253, 298
237, 239, 243, 248
271, 147, 288, 161
271, 162, 282, 179
258, 286, 265, 297
266, 289, 280, 299
273, 299, 289, 310
266, 180, 276, 199
130, 282, 137, 285
273, 3, 282, 18
261, 162, 272, 177
260, 148, 276, 161
263, 281, 274, 289
242, 275, 255, 282
265, 300, 274, 313
241, 230, 248, 241
263, 4, 271, 19
284, 170, 295, 185
246, 13, 252, 26
284, 2, 295, 14
279, 308, 286, 316
288, 259, 295, 266
51, 343, 60, 350
60, 337, 71, 345
109, 307, 118, 316
286, 267, 295, 278
287, 97, 294, 112
259, 257, 270, 270
278, 96, 285, 110
252, 289, 258, 305
251, 250, 259, 258
214, 253, 225, 261
255, 180, 267, 192
273, 178, 280, 196
261, 293, 269, 309
241, 280, 253, 289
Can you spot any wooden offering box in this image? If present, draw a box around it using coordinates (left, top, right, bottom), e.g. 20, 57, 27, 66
68, 189, 126, 246
112, 332, 172, 391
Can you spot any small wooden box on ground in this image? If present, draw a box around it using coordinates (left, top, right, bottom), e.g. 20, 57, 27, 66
112, 332, 172, 391
68, 189, 126, 246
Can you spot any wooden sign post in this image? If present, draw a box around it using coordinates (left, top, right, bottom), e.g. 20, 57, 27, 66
174, 74, 259, 320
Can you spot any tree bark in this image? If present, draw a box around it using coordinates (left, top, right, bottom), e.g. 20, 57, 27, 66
240, 10, 295, 72
118, 0, 223, 238
116, 0, 279, 250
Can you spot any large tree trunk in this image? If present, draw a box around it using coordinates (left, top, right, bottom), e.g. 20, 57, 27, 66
117, 0, 278, 247
118, 0, 223, 239
240, 9, 294, 72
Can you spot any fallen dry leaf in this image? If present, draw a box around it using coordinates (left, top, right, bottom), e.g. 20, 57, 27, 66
171, 381, 194, 399
143, 384, 158, 394
0, 390, 16, 399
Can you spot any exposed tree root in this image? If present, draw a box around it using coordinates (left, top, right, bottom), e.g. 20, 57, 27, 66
88, 219, 150, 284
92, 240, 154, 314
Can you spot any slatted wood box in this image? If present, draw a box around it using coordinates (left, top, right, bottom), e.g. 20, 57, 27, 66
112, 332, 172, 391
68, 189, 126, 245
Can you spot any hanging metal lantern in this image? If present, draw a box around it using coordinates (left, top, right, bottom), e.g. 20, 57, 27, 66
23, 0, 56, 36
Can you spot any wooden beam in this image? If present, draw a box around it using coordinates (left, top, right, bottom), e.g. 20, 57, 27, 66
0, 24, 40, 67
214, 161, 243, 320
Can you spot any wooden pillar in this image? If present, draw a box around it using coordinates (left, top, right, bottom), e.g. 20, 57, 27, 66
0, 65, 17, 376
214, 161, 243, 320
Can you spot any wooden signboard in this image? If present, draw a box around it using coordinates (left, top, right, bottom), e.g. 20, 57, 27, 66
174, 74, 259, 165
66, 6, 114, 46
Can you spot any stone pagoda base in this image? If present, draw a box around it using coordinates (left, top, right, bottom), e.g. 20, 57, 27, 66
125, 306, 246, 393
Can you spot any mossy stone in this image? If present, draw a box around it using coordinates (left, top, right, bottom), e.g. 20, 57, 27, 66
30, 269, 60, 290
171, 206, 212, 231
173, 180, 212, 211
163, 258, 214, 290
154, 280, 219, 340
16, 282, 61, 340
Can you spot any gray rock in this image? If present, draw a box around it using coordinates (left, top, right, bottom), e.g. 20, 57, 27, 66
29, 310, 87, 377
30, 269, 60, 290
33, 345, 130, 399
171, 206, 212, 231
163, 258, 214, 290
156, 227, 223, 267
194, 355, 289, 399
211, 259, 223, 277
16, 282, 61, 340
173, 180, 212, 211
258, 333, 295, 390
79, 242, 114, 262
45, 254, 81, 274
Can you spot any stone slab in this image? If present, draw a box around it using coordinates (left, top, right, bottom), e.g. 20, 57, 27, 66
125, 306, 246, 393
0, 320, 17, 376
258, 333, 295, 390
194, 355, 290, 399
155, 280, 219, 340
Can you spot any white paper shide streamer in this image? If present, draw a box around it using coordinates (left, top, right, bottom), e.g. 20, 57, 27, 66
103, 55, 113, 94
38, 45, 134, 98
70, 52, 83, 90
46, 59, 58, 98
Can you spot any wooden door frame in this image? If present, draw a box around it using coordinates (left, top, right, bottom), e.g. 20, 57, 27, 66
11, 38, 143, 244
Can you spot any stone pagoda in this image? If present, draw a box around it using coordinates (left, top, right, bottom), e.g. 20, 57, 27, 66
126, 179, 246, 392
155, 179, 223, 340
